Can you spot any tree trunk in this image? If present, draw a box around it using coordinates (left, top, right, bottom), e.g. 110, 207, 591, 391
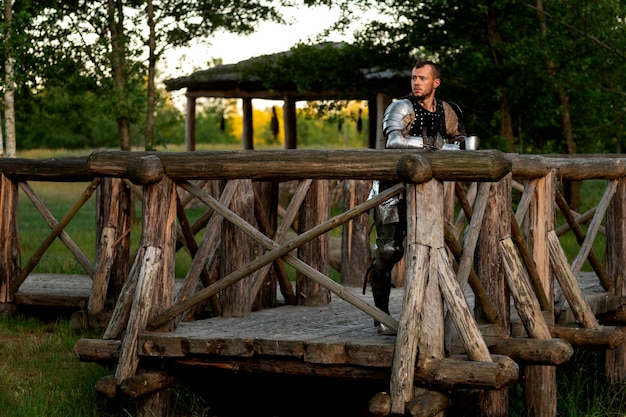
145, 0, 156, 151
4, 0, 16, 158
486, 2, 515, 152
108, 0, 131, 151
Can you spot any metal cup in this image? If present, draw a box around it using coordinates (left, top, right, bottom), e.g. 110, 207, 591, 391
464, 136, 480, 150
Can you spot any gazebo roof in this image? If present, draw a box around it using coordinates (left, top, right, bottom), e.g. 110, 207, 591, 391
164, 43, 410, 101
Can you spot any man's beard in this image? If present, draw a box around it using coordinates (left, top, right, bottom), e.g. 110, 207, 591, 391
412, 91, 428, 101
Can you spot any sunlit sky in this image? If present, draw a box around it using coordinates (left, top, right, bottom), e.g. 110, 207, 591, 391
161, 5, 374, 109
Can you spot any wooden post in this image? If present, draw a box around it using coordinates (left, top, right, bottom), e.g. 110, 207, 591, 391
297, 180, 330, 306
242, 97, 253, 150
524, 171, 556, 417
251, 180, 279, 310
283, 96, 297, 149
390, 179, 438, 415
96, 177, 132, 309
0, 174, 18, 314
475, 174, 512, 416
221, 179, 256, 317
341, 179, 372, 286
606, 177, 626, 383
184, 95, 196, 151
115, 175, 177, 383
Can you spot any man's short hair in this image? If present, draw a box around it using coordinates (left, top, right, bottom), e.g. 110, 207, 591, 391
414, 60, 440, 79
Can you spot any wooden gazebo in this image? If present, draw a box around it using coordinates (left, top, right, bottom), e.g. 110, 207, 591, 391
163, 44, 410, 150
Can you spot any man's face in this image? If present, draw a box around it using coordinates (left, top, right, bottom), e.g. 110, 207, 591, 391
411, 65, 440, 101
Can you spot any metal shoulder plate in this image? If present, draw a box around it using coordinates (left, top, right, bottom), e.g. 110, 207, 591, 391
382, 99, 414, 139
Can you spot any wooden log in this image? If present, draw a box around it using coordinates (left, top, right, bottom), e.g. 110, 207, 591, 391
569, 180, 617, 279
405, 391, 451, 417
221, 179, 257, 317
341, 179, 372, 287
0, 174, 19, 304
474, 174, 512, 415
489, 337, 572, 365
555, 207, 599, 236
505, 153, 626, 180
444, 223, 501, 327
95, 375, 118, 399
390, 179, 441, 415
250, 180, 279, 310
96, 177, 132, 304
505, 154, 550, 180
510, 209, 551, 312
524, 171, 556, 417
547, 230, 600, 329
389, 244, 430, 414
88, 149, 511, 183
168, 354, 518, 391
74, 338, 121, 363
0, 156, 92, 181
116, 176, 178, 383
88, 226, 116, 315
174, 180, 238, 316
500, 237, 552, 339
148, 182, 406, 332
369, 391, 392, 417
103, 251, 142, 339
175, 193, 221, 317
415, 247, 446, 417
605, 177, 626, 383
514, 179, 537, 225
550, 325, 624, 349
120, 371, 175, 399
437, 247, 492, 362
115, 246, 164, 383
126, 154, 164, 185
296, 180, 330, 306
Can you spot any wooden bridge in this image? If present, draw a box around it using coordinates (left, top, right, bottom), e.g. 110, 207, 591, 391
1, 150, 626, 417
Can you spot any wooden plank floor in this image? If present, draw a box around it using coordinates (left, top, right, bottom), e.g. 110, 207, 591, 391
16, 272, 623, 368
139, 286, 403, 370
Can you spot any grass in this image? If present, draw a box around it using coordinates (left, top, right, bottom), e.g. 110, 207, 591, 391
0, 315, 112, 417
3, 152, 625, 416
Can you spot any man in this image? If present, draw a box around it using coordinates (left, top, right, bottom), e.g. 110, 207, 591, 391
367, 59, 468, 335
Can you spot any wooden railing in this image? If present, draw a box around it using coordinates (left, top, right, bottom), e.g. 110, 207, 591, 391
1, 150, 626, 417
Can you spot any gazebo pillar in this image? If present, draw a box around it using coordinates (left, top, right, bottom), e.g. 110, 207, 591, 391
242, 97, 254, 149
184, 95, 197, 151
283, 95, 297, 149
375, 93, 392, 149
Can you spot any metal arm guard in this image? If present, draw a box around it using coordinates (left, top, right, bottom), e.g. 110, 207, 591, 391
383, 99, 445, 150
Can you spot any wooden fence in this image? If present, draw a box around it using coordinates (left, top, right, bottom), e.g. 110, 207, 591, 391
1, 150, 626, 417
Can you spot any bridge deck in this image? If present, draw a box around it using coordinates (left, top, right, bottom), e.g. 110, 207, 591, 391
16, 272, 623, 371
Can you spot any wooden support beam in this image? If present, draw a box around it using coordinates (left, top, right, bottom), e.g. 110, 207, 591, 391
547, 230, 600, 329
120, 371, 175, 399
489, 337, 572, 365
550, 325, 624, 349
88, 149, 510, 183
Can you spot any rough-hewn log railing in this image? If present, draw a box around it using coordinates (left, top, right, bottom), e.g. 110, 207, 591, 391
1, 150, 626, 417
